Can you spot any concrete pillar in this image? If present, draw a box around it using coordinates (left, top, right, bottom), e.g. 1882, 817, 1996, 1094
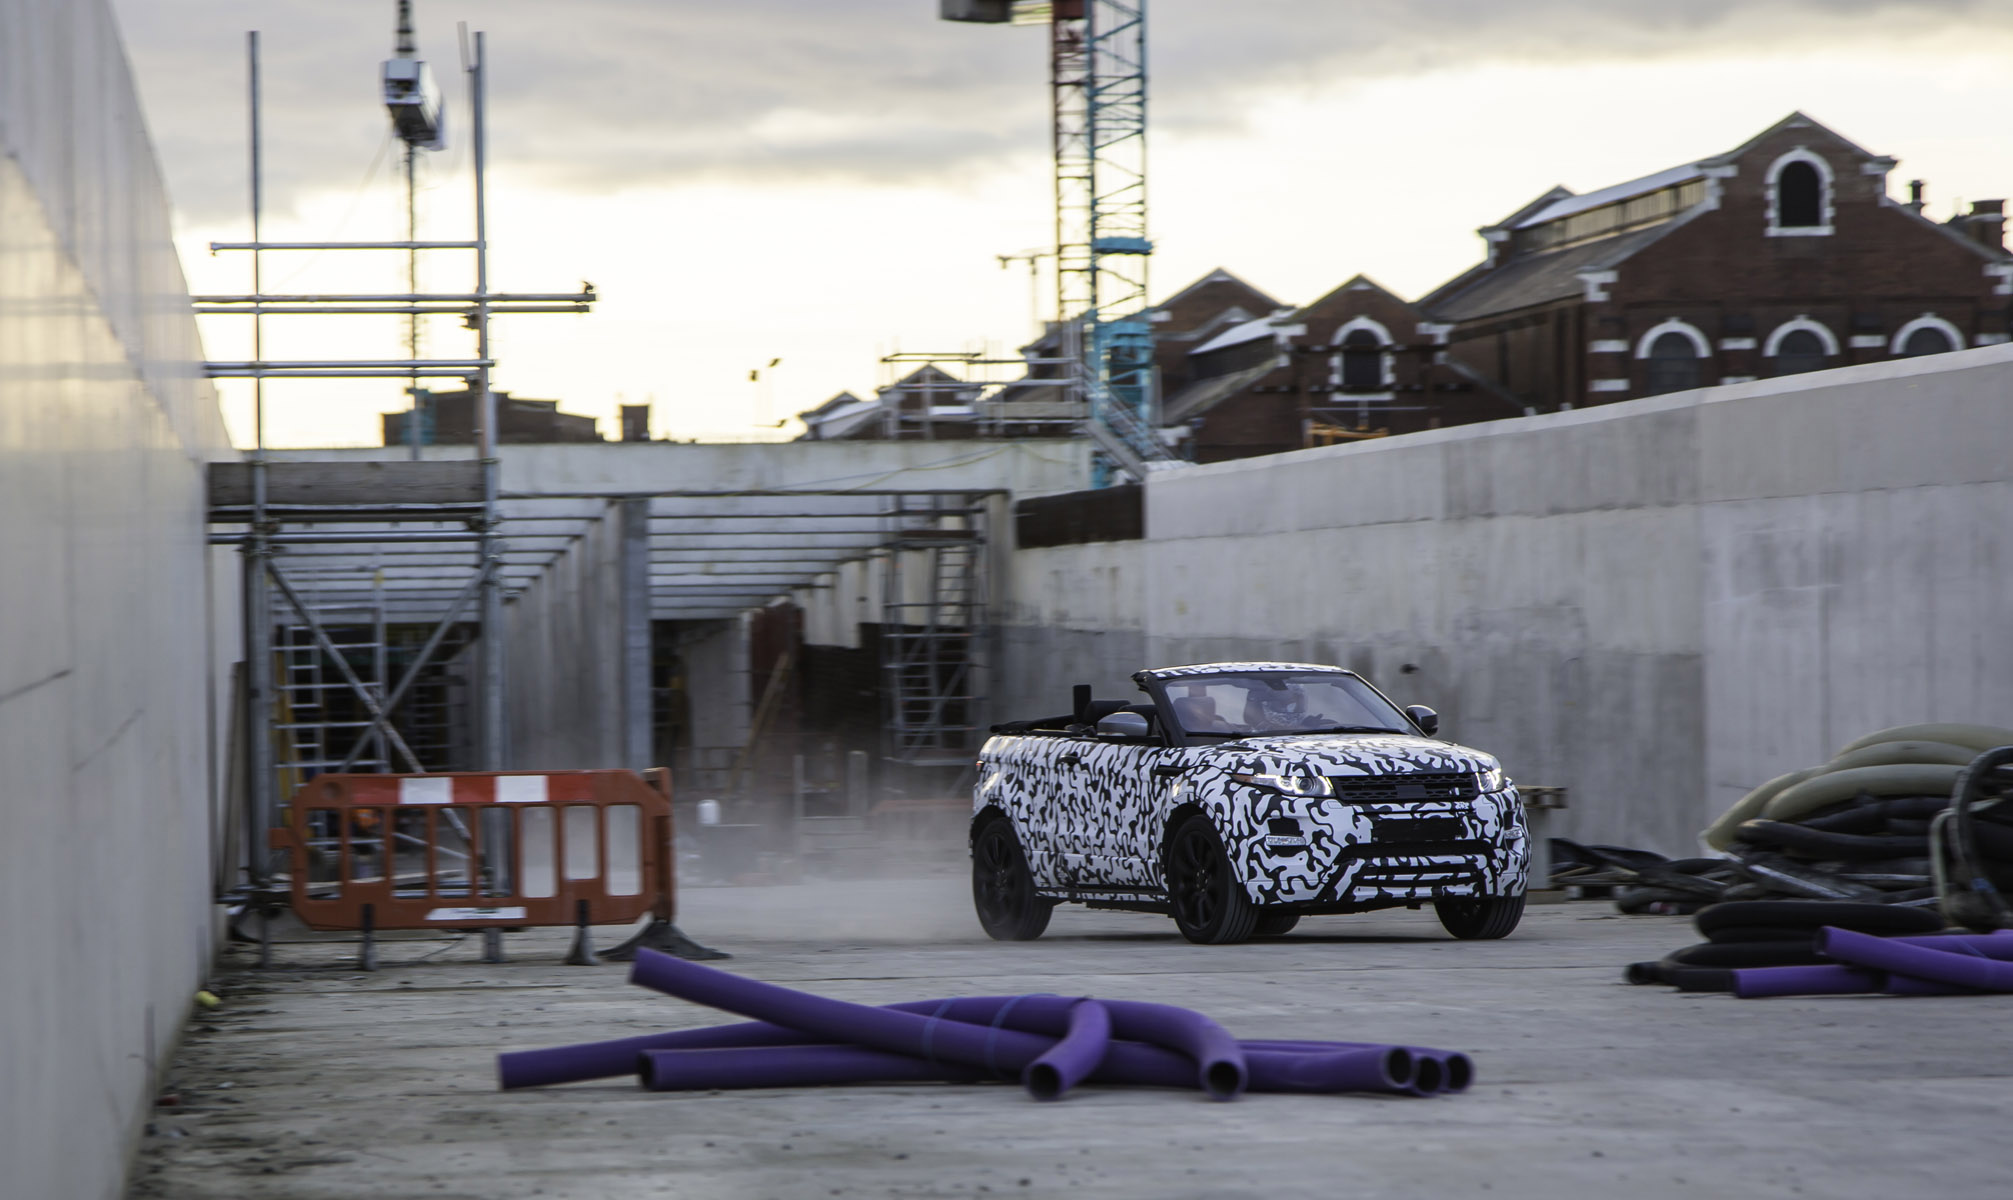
619, 498, 652, 770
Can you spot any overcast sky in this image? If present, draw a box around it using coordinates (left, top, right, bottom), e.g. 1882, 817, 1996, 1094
111, 0, 2013, 447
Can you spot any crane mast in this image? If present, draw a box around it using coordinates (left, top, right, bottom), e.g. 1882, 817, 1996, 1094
943, 1, 1172, 482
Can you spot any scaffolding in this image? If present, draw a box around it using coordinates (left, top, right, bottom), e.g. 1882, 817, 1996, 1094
880, 493, 991, 768
206, 22, 595, 903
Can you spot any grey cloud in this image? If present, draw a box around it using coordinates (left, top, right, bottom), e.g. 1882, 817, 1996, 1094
112, 0, 2004, 221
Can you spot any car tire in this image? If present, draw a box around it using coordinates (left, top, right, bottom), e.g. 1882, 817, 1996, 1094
1434, 893, 1525, 940
971, 818, 1053, 941
1165, 814, 1259, 945
1252, 911, 1301, 937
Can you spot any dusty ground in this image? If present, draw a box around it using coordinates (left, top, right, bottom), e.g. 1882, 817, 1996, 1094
129, 875, 2005, 1200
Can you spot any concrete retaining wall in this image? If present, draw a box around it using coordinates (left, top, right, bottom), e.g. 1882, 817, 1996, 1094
996, 348, 2013, 855
0, 3, 232, 1197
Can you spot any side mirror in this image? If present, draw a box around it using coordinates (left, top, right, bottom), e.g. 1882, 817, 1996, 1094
1097, 711, 1150, 739
1405, 705, 1439, 736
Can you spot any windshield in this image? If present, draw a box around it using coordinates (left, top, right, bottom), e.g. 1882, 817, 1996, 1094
1160, 672, 1411, 738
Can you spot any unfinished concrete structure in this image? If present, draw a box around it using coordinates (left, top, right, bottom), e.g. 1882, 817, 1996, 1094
781, 347, 2013, 856
1, 3, 235, 1196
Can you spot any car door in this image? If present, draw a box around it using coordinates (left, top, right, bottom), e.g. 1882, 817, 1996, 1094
1075, 721, 1179, 890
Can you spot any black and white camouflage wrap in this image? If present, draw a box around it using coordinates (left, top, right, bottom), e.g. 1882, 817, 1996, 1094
974, 663, 1529, 912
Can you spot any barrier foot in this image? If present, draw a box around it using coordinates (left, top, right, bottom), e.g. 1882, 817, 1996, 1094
565, 899, 598, 967
599, 918, 730, 962
257, 906, 272, 970
482, 928, 506, 963
358, 904, 378, 972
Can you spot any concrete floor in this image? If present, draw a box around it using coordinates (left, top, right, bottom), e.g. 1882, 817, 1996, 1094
130, 875, 2004, 1200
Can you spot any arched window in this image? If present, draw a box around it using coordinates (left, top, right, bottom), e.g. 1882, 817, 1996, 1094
1766, 150, 1834, 237
1340, 329, 1382, 391
1891, 315, 1964, 357
1777, 162, 1822, 228
1645, 332, 1704, 395
1901, 327, 1955, 357
1770, 329, 1829, 375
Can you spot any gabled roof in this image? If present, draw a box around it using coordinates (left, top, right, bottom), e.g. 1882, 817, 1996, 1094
1699, 110, 1886, 170
1512, 163, 1705, 229
1294, 274, 1415, 320
1424, 222, 1689, 322
1154, 267, 1280, 313
1424, 112, 1904, 322
1190, 313, 1281, 356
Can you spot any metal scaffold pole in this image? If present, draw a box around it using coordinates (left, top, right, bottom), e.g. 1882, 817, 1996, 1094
242, 29, 276, 893
471, 30, 506, 771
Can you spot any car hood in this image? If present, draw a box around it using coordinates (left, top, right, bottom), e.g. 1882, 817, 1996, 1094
1207, 732, 1496, 775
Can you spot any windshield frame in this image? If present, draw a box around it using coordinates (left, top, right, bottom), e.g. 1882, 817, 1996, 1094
1142, 669, 1416, 747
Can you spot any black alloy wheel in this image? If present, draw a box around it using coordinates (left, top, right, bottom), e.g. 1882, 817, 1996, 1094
1252, 910, 1301, 937
971, 818, 1053, 941
1434, 893, 1526, 940
1165, 814, 1259, 944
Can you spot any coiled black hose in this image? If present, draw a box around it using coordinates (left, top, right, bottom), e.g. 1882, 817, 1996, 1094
1933, 747, 2013, 932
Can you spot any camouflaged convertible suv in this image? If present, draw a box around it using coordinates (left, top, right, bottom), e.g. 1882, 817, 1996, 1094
970, 662, 1529, 944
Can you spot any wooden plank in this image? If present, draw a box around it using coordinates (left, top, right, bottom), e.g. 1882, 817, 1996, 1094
209, 460, 486, 508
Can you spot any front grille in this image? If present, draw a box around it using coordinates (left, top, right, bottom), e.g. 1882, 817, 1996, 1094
1326, 771, 1475, 804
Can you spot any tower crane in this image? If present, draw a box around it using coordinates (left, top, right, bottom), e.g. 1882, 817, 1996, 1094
941, 1, 1175, 483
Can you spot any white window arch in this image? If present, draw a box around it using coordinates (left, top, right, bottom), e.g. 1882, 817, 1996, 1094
1766, 149, 1835, 237
1329, 315, 1395, 390
1634, 318, 1711, 359
1762, 316, 1840, 358
1637, 318, 1711, 396
1890, 313, 1966, 356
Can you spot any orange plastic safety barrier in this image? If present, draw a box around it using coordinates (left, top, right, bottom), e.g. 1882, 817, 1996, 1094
269, 769, 675, 932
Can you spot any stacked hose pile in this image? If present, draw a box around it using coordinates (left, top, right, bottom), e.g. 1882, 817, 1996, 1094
1692, 726, 2013, 910
1625, 899, 2013, 996
1625, 900, 1946, 991
497, 950, 1477, 1101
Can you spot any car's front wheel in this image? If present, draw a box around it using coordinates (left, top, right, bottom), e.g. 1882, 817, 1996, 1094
1165, 814, 1259, 944
1434, 893, 1525, 939
971, 818, 1053, 941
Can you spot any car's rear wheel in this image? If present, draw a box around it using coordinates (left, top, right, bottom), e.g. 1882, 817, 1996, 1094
1165, 814, 1258, 944
972, 818, 1053, 941
1252, 911, 1301, 937
1434, 893, 1525, 940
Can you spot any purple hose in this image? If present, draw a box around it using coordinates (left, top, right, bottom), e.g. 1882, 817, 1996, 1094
508, 955, 1452, 1100
1731, 965, 1888, 998
629, 952, 1059, 1082
640, 1045, 982, 1090
1239, 1040, 1471, 1094
628, 956, 1254, 1101
917, 994, 1248, 1099
1024, 1000, 1110, 1101
1816, 926, 2013, 991
636, 1040, 1419, 1096
1732, 932, 2013, 997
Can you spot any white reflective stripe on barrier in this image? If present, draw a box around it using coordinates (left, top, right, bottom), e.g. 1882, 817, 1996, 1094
424, 906, 528, 922
496, 775, 549, 804
399, 777, 453, 805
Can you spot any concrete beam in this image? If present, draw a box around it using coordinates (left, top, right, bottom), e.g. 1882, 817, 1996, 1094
266, 440, 1091, 498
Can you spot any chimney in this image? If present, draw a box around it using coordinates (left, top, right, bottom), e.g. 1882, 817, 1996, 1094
619, 403, 651, 443
1907, 179, 1925, 215
1966, 200, 2006, 251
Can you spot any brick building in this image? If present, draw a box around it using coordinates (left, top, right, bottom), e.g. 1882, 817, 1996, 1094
1164, 275, 1520, 462
1173, 112, 2012, 460
381, 387, 603, 445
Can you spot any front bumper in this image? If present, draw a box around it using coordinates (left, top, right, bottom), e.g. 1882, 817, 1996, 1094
1233, 787, 1530, 907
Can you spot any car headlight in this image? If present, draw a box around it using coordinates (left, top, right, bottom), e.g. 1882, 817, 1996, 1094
1475, 765, 1506, 793
1232, 771, 1334, 797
